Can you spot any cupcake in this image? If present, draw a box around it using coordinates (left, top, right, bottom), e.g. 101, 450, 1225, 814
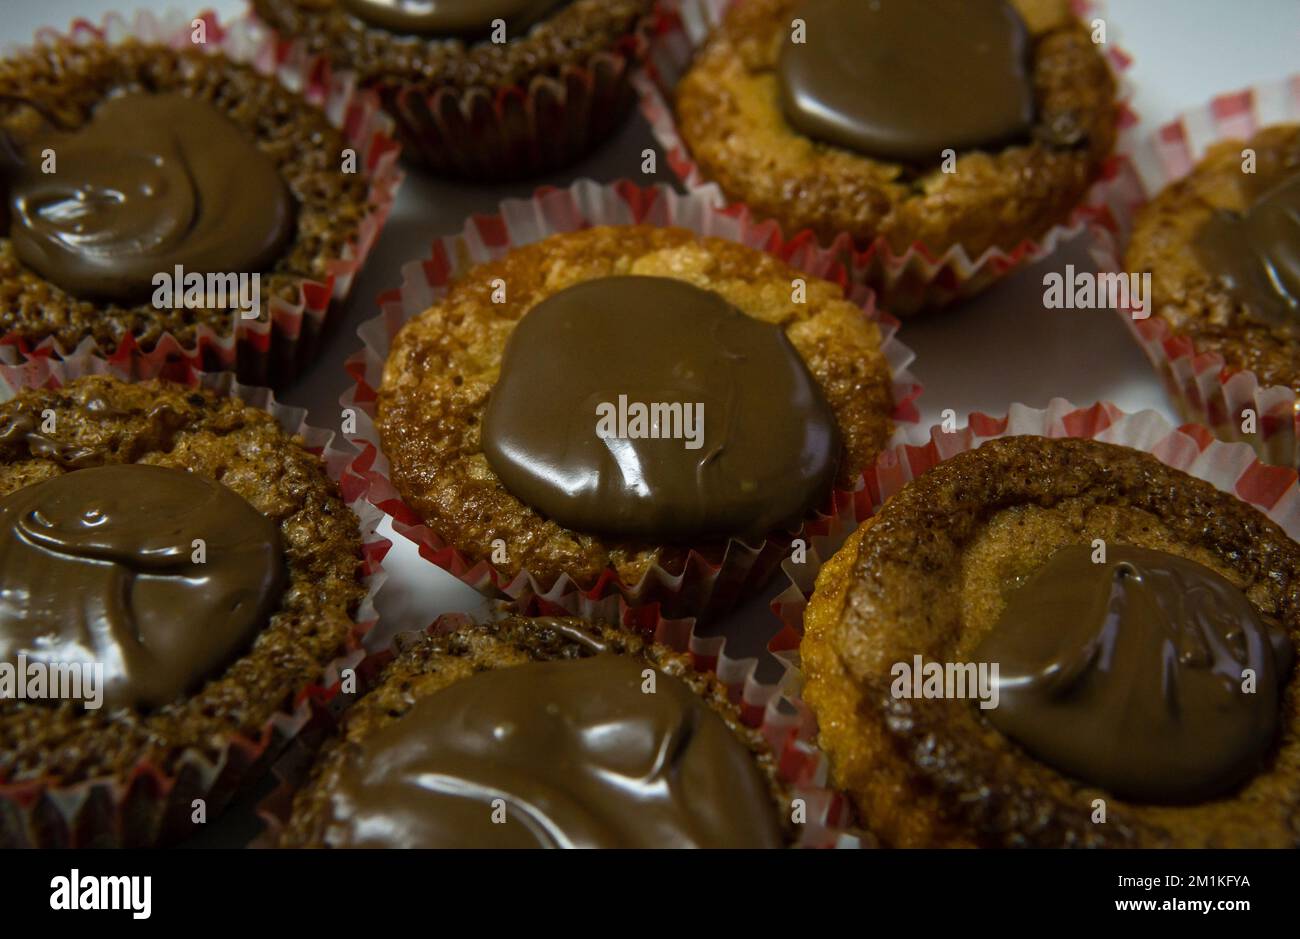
0, 375, 372, 847
276, 615, 791, 847
657, 0, 1120, 313
1124, 124, 1300, 429
374, 223, 897, 621
250, 0, 654, 179
0, 19, 396, 386
802, 434, 1299, 847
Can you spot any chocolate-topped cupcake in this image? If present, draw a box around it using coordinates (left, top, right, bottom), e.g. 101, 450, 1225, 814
1125, 124, 1300, 404
375, 224, 897, 620
251, 0, 654, 178
0, 375, 371, 847
276, 615, 791, 848
802, 435, 1300, 847
0, 19, 397, 385
653, 0, 1120, 312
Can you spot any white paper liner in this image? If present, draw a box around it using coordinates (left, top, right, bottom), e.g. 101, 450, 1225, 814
0, 348, 392, 848
0, 9, 403, 387
632, 0, 1138, 313
1088, 73, 1300, 466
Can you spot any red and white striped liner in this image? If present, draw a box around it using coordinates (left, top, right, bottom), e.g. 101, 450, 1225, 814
632, 0, 1137, 314
348, 11, 653, 181
340, 178, 920, 672
1088, 74, 1300, 467
0, 349, 391, 848
0, 9, 402, 388
768, 399, 1300, 698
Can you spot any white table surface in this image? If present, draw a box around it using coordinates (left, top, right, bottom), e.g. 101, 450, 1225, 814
2, 0, 1297, 842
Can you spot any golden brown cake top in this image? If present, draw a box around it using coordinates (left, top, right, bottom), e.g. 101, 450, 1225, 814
377, 225, 895, 590
675, 0, 1117, 256
802, 435, 1300, 847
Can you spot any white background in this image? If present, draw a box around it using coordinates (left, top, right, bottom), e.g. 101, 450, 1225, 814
2, 0, 1297, 815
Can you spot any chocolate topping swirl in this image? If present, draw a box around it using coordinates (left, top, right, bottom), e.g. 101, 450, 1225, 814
0, 464, 287, 710
340, 0, 568, 37
327, 653, 784, 847
4, 92, 295, 305
482, 275, 841, 541
777, 0, 1036, 163
1194, 170, 1300, 327
975, 544, 1294, 804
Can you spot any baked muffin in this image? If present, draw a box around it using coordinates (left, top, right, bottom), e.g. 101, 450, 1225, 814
376, 224, 896, 618
0, 375, 367, 847
802, 436, 1299, 847
1125, 123, 1300, 393
277, 614, 791, 848
0, 32, 382, 384
673, 0, 1117, 300
251, 0, 655, 178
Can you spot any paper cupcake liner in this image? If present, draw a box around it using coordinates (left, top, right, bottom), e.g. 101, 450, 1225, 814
0, 348, 392, 849
0, 9, 403, 388
365, 15, 652, 180
255, 609, 864, 848
1088, 74, 1300, 467
341, 178, 921, 630
633, 0, 1137, 314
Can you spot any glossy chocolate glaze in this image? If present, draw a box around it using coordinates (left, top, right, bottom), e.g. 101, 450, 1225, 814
0, 464, 286, 710
482, 275, 840, 541
5, 92, 295, 304
778, 0, 1036, 163
975, 544, 1293, 803
327, 653, 784, 847
1194, 170, 1300, 327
